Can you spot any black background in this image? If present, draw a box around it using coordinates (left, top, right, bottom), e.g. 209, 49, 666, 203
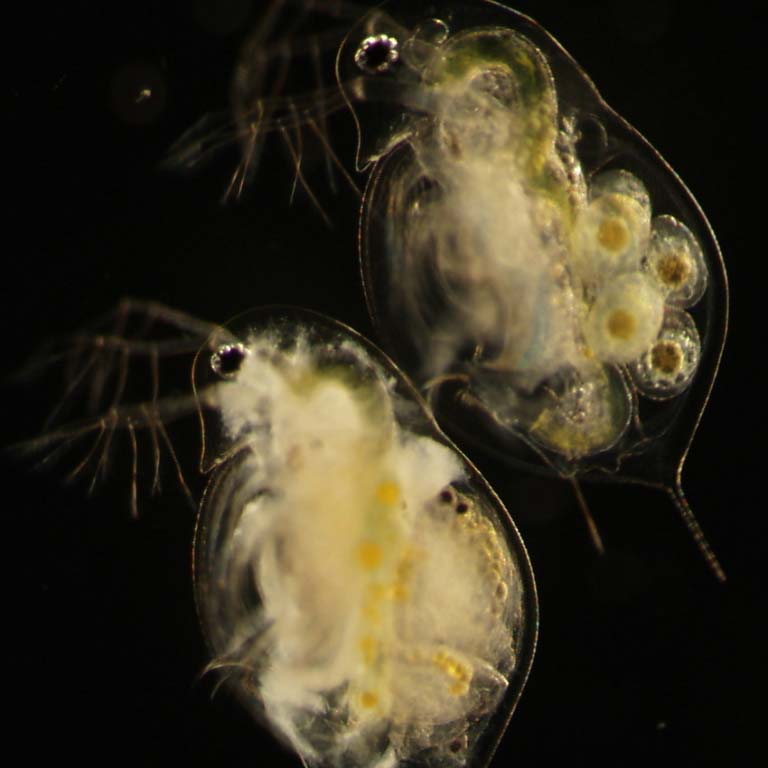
5, 1, 764, 766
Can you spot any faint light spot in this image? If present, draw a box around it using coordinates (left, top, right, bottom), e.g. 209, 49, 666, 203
110, 61, 166, 125
52, 74, 68, 92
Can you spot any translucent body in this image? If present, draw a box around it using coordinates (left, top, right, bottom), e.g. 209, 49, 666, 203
18, 303, 536, 768
193, 309, 537, 768
353, 2, 725, 473
168, 1, 727, 573
344, 2, 727, 574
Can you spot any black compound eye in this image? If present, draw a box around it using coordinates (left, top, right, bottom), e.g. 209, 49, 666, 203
211, 343, 248, 379
355, 34, 400, 74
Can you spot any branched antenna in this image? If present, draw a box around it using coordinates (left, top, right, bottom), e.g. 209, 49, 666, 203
14, 299, 230, 516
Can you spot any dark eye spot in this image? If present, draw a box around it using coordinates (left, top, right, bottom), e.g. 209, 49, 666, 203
211, 343, 248, 379
439, 488, 455, 504
355, 34, 400, 74
456, 501, 469, 515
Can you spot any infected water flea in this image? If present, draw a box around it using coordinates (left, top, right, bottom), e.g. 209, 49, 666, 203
195, 310, 537, 768
21, 305, 536, 768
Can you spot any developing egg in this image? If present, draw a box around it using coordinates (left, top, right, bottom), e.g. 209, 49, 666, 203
572, 189, 651, 284
192, 308, 538, 768
644, 214, 708, 307
629, 309, 702, 400
584, 273, 665, 364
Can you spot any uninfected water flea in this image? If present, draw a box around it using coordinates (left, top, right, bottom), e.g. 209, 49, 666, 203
171, 0, 726, 577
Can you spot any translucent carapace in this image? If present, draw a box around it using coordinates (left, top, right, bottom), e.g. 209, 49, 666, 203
344, 1, 727, 576
170, 1, 727, 576
17, 302, 537, 768
193, 308, 538, 768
